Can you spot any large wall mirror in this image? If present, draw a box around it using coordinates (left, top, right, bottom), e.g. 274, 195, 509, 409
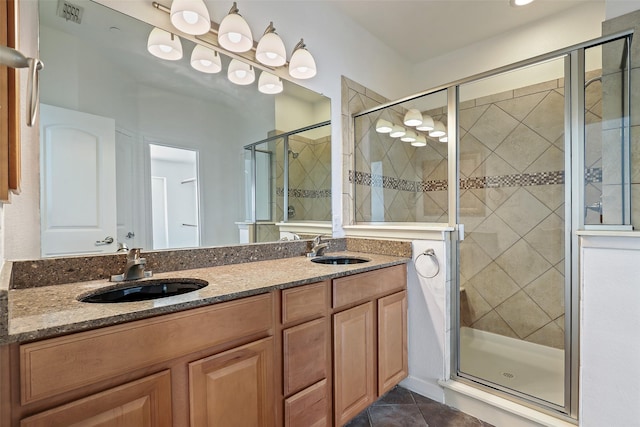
37, 0, 331, 257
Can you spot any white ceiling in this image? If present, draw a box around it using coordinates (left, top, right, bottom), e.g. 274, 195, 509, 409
327, 0, 598, 64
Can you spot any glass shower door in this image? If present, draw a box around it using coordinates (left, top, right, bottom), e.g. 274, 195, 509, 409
456, 56, 568, 408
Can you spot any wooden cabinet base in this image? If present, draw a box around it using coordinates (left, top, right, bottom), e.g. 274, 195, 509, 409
19, 371, 172, 427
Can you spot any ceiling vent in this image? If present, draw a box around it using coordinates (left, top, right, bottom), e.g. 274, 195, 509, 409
57, 0, 84, 24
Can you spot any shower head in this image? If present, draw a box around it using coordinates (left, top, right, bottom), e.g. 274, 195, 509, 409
288, 149, 299, 159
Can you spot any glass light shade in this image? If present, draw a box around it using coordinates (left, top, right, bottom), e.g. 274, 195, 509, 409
289, 46, 317, 79
416, 114, 435, 131
227, 59, 255, 85
218, 12, 253, 53
411, 135, 427, 147
389, 125, 406, 138
258, 71, 283, 94
429, 121, 446, 138
147, 27, 183, 60
439, 135, 449, 143
256, 30, 286, 67
400, 130, 417, 142
375, 119, 393, 133
190, 45, 221, 73
404, 109, 423, 127
170, 0, 211, 35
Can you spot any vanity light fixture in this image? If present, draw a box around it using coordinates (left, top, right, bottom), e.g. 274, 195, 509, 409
228, 58, 255, 85
400, 130, 417, 143
411, 135, 427, 147
375, 119, 393, 133
416, 114, 435, 131
404, 109, 423, 127
258, 71, 283, 94
170, 0, 211, 35
288, 39, 317, 79
218, 2, 253, 53
147, 27, 183, 60
439, 135, 448, 143
429, 121, 446, 138
256, 22, 287, 67
389, 125, 406, 138
190, 44, 222, 73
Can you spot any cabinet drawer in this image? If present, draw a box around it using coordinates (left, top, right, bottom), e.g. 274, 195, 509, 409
20, 293, 273, 405
282, 281, 328, 326
283, 318, 328, 396
284, 379, 329, 427
333, 265, 406, 309
20, 370, 172, 427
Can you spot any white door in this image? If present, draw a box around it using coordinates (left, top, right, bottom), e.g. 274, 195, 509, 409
40, 104, 117, 257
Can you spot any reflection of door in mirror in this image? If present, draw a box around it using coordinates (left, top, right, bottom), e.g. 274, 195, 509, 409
149, 144, 200, 250
39, 104, 117, 257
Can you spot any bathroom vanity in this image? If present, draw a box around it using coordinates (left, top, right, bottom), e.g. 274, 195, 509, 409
0, 248, 408, 427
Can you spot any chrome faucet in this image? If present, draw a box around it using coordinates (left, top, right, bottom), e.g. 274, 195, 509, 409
307, 235, 329, 257
110, 248, 153, 282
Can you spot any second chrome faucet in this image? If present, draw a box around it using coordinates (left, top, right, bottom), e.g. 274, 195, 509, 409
110, 248, 153, 282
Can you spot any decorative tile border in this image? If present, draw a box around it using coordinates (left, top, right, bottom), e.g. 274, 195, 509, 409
276, 187, 331, 198
350, 167, 602, 192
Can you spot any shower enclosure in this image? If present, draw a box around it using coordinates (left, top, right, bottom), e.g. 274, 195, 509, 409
351, 31, 631, 420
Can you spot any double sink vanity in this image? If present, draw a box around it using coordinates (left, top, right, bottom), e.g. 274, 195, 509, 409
0, 238, 411, 426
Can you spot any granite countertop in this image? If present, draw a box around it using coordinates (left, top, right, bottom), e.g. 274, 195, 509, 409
6, 251, 408, 343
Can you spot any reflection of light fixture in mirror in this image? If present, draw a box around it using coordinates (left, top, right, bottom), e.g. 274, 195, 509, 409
412, 135, 427, 147
190, 45, 222, 73
416, 114, 435, 131
228, 58, 255, 85
439, 135, 448, 143
256, 22, 286, 67
404, 109, 423, 126
375, 119, 393, 133
289, 39, 317, 79
170, 0, 211, 35
401, 130, 417, 142
218, 2, 253, 53
147, 27, 183, 60
258, 71, 283, 94
429, 121, 446, 138
389, 125, 406, 138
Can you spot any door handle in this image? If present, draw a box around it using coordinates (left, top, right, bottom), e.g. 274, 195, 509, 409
95, 236, 114, 246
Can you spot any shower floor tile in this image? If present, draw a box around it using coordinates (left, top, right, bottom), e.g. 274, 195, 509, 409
345, 386, 494, 427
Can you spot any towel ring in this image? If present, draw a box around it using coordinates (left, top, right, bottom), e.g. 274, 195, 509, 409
414, 248, 440, 279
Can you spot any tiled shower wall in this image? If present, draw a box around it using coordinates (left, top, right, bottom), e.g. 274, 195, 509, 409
275, 134, 332, 222
459, 79, 572, 350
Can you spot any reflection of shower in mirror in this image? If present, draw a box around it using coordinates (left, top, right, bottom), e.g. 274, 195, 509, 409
288, 149, 299, 159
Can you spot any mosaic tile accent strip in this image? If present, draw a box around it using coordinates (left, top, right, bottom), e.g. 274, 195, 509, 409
276, 187, 331, 198
350, 168, 602, 192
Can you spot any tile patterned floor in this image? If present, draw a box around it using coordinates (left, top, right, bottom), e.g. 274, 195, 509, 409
344, 386, 494, 427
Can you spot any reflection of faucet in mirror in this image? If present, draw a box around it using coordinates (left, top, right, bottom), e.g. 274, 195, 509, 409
110, 248, 153, 282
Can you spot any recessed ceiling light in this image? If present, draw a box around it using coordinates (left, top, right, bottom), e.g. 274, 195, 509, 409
510, 0, 534, 6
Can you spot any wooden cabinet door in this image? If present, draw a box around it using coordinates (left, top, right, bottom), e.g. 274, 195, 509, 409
378, 291, 408, 395
189, 337, 274, 427
284, 379, 329, 427
333, 302, 375, 427
20, 371, 172, 427
283, 318, 328, 396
